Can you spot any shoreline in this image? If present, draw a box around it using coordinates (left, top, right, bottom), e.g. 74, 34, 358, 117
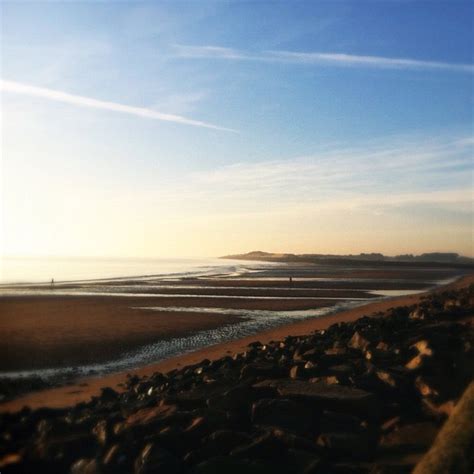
2, 273, 472, 413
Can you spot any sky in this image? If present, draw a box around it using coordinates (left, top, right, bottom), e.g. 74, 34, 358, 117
1, 1, 473, 258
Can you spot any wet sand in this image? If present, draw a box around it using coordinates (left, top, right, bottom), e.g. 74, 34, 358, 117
149, 279, 433, 290
0, 288, 373, 372
2, 273, 472, 412
69, 287, 379, 298
0, 294, 350, 311
0, 297, 248, 371
0, 275, 429, 373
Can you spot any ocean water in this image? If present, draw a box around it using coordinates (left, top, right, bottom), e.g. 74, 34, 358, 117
0, 256, 262, 284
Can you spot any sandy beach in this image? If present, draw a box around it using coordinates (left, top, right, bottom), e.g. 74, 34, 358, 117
0, 296, 247, 371
3, 263, 448, 377
2, 271, 472, 412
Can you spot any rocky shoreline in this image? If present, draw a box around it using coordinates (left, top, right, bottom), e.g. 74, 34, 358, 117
1, 285, 473, 473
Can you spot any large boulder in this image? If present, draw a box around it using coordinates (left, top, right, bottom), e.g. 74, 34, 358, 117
251, 398, 317, 434
254, 380, 378, 417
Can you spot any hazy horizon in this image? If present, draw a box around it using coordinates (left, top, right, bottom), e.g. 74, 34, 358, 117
2, 248, 472, 260
2, 2, 473, 259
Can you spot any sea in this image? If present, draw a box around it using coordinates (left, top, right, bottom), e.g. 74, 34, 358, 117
0, 256, 262, 285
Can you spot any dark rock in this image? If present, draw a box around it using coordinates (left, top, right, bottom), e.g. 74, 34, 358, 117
375, 369, 408, 390
175, 383, 227, 409
151, 425, 185, 453
134, 443, 181, 474
325, 347, 348, 356
405, 340, 433, 370
317, 431, 374, 460
70, 458, 101, 474
271, 428, 320, 453
92, 420, 109, 446
193, 456, 272, 474
348, 331, 371, 352
320, 352, 348, 367
118, 403, 179, 435
376, 342, 390, 352
319, 411, 365, 434
300, 348, 321, 361
240, 362, 286, 380
33, 429, 96, 471
365, 348, 398, 365
203, 429, 251, 454
290, 365, 305, 379
100, 387, 119, 402
409, 308, 427, 320
182, 449, 202, 466
254, 380, 378, 417
285, 449, 324, 473
0, 453, 24, 472
370, 464, 413, 474
379, 422, 439, 453
103, 444, 132, 471
309, 375, 340, 385
207, 385, 257, 412
183, 416, 212, 439
230, 431, 287, 461
252, 398, 317, 434
420, 398, 455, 418
380, 416, 400, 433
414, 375, 440, 398
326, 364, 353, 377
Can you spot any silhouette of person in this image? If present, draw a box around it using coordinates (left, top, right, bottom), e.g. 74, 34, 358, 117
51, 278, 54, 288
289, 276, 293, 285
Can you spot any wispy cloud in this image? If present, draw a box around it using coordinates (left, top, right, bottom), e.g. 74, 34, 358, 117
174, 45, 257, 61
0, 79, 237, 132
194, 135, 472, 188
268, 51, 474, 72
174, 44, 474, 73
149, 132, 473, 218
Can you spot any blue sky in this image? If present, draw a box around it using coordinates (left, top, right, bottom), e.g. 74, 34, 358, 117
1, 1, 473, 257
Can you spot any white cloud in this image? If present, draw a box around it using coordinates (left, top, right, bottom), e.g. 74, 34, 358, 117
174, 44, 474, 73
193, 135, 472, 188
268, 51, 474, 72
173, 45, 255, 60
0, 79, 237, 132
148, 133, 473, 218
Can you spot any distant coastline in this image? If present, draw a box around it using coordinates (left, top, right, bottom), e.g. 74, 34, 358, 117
221, 250, 474, 268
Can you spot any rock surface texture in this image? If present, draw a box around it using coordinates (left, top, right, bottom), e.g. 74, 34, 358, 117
1, 285, 473, 473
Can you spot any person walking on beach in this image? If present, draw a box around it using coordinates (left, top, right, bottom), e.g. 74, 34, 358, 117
51, 278, 54, 288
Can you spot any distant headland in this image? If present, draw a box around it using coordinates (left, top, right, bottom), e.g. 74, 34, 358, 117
222, 251, 474, 267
